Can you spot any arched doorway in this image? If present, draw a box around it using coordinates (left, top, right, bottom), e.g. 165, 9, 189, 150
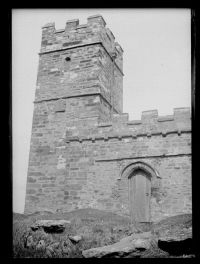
128, 169, 151, 222
121, 162, 160, 223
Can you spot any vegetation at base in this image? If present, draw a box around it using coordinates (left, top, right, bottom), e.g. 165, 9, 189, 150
13, 209, 136, 258
13, 209, 194, 258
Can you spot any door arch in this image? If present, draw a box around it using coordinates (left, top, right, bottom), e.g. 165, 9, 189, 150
121, 162, 159, 223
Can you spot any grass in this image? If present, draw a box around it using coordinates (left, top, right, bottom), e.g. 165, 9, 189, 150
13, 209, 193, 258
13, 209, 138, 258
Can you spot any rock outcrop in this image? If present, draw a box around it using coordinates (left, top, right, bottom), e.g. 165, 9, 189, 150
152, 214, 192, 242
69, 235, 82, 243
31, 219, 71, 233
82, 231, 156, 258
152, 214, 193, 256
82, 214, 193, 258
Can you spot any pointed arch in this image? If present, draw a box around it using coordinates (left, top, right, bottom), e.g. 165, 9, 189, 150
120, 161, 160, 180
118, 161, 161, 222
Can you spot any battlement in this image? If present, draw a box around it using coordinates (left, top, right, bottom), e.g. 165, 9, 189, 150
100, 107, 191, 125
42, 14, 106, 31
65, 107, 191, 143
40, 15, 123, 67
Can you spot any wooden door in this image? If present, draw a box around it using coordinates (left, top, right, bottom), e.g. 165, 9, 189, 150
129, 169, 151, 222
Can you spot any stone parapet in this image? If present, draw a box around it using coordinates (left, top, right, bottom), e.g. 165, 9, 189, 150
65, 108, 191, 143
40, 14, 123, 70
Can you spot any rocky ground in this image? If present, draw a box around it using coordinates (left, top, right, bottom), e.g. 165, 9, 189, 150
13, 209, 194, 258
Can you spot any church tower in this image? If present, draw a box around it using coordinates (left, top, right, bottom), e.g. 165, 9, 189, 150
35, 15, 123, 121
24, 15, 124, 213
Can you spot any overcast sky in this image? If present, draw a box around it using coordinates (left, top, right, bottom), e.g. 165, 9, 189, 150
12, 9, 191, 213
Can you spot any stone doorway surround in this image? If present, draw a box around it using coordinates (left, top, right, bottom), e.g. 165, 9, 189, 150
121, 161, 160, 222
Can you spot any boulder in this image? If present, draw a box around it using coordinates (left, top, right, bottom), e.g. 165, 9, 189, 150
152, 214, 192, 242
31, 219, 71, 233
157, 226, 192, 242
152, 214, 193, 256
82, 231, 156, 258
69, 235, 82, 243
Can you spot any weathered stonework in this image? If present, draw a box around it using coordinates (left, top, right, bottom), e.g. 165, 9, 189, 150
24, 15, 191, 222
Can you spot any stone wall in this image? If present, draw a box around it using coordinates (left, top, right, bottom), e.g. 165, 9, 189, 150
25, 106, 191, 222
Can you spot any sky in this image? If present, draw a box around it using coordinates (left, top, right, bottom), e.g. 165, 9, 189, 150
12, 9, 191, 213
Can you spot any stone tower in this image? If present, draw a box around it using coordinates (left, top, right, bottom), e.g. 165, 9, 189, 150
35, 15, 123, 122
24, 15, 124, 213
25, 15, 191, 223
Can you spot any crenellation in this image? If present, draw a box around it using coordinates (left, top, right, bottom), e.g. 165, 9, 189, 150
127, 120, 142, 125
55, 29, 65, 33
173, 107, 191, 119
62, 108, 191, 146
112, 113, 129, 123
40, 16, 113, 55
65, 19, 79, 31
42, 22, 55, 29
158, 115, 174, 122
141, 109, 158, 122
87, 14, 106, 27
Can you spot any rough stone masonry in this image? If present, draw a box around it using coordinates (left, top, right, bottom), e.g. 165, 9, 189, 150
24, 15, 191, 222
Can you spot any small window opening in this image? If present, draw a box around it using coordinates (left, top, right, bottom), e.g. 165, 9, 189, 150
65, 57, 71, 62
